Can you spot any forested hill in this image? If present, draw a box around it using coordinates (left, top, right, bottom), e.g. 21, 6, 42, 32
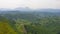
0, 10, 60, 34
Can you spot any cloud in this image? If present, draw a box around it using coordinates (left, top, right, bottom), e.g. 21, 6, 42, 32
0, 0, 60, 9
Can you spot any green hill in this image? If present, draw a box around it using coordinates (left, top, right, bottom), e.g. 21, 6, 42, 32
0, 11, 60, 34
0, 16, 17, 34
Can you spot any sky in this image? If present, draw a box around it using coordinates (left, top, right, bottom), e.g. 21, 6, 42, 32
0, 0, 60, 9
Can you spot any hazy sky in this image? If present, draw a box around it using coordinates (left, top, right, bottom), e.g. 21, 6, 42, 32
0, 0, 60, 9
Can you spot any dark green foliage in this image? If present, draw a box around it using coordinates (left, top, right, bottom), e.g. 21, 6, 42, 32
0, 11, 60, 34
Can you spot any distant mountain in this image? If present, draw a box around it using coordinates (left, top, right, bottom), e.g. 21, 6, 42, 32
35, 9, 60, 12
15, 7, 34, 12
0, 8, 60, 12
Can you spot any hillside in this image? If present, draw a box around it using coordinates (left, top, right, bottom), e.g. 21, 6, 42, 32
0, 10, 60, 34
0, 16, 18, 34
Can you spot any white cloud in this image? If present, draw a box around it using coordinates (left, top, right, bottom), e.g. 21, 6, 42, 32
0, 0, 60, 9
